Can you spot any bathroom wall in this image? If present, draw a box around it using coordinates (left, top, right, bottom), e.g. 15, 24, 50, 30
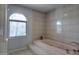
0, 5, 7, 54
8, 5, 46, 51
0, 5, 5, 42
46, 5, 79, 43
8, 5, 32, 50
32, 11, 46, 40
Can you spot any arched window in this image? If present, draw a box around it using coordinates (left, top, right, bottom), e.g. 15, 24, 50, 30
9, 13, 27, 21
9, 13, 27, 37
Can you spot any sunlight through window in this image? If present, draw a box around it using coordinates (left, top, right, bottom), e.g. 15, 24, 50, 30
9, 13, 27, 37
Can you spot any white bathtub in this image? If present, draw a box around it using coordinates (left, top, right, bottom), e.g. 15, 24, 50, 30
29, 40, 68, 55
42, 39, 79, 54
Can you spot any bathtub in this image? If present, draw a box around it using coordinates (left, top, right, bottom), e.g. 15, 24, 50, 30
29, 40, 66, 55
42, 39, 79, 55
29, 39, 79, 55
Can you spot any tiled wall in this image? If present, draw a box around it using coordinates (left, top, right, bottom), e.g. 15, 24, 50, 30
0, 5, 7, 54
32, 11, 46, 40
46, 5, 79, 43
0, 5, 5, 42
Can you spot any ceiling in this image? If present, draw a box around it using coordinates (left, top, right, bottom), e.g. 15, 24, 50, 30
21, 4, 64, 13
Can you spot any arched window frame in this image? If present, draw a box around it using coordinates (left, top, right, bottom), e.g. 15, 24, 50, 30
9, 13, 27, 21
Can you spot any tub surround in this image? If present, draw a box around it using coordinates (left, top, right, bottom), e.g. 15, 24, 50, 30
46, 5, 79, 44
